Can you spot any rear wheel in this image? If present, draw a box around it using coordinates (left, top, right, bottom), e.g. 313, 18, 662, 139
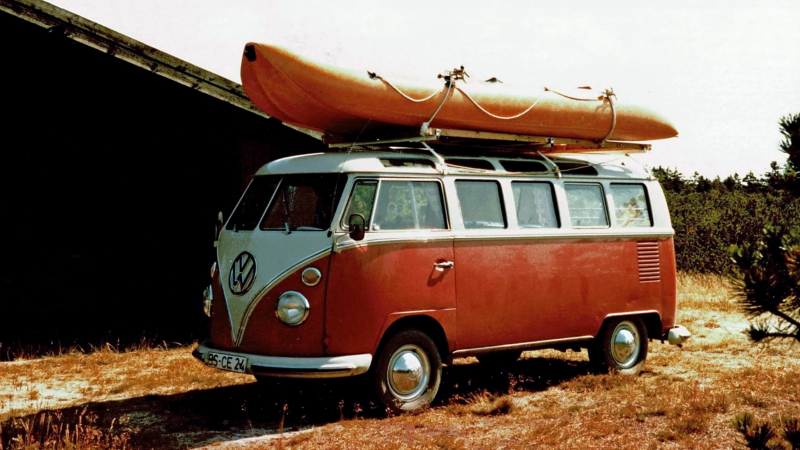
588, 317, 648, 375
476, 350, 522, 367
373, 329, 442, 413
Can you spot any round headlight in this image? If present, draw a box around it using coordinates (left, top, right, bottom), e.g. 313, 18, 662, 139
275, 291, 310, 326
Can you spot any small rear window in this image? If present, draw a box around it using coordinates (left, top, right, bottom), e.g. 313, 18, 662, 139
500, 160, 549, 173
556, 161, 598, 176
445, 158, 496, 171
379, 158, 436, 169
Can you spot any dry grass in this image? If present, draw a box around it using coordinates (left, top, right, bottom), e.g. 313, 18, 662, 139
1, 409, 133, 450
1, 273, 799, 449
445, 391, 514, 417
0, 342, 251, 423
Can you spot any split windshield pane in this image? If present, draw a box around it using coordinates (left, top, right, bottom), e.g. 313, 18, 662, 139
226, 176, 279, 231
259, 174, 344, 232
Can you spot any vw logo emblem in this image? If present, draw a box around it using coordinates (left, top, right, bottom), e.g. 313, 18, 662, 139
229, 252, 256, 295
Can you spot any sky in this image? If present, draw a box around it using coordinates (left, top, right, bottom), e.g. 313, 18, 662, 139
48, 0, 800, 179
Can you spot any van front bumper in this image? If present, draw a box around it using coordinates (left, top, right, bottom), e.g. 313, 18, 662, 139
192, 342, 372, 379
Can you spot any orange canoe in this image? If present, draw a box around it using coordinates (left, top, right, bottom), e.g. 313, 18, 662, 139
240, 43, 678, 142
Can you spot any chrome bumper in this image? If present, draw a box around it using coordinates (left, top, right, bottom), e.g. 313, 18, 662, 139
664, 325, 691, 346
193, 342, 372, 379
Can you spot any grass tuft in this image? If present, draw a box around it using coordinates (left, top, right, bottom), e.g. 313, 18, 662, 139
446, 391, 514, 417
0, 409, 133, 450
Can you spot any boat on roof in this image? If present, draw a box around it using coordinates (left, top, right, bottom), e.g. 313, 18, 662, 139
240, 43, 678, 146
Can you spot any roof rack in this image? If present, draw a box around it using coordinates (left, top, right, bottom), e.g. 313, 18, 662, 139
323, 127, 652, 154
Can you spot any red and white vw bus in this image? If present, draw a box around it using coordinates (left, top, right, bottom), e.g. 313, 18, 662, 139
193, 150, 689, 412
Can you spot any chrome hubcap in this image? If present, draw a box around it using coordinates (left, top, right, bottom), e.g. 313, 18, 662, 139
388, 345, 430, 401
611, 322, 640, 368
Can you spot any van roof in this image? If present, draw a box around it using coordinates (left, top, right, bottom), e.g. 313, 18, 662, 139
256, 151, 651, 180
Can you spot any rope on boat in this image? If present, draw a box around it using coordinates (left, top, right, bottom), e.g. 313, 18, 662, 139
543, 87, 600, 102
368, 71, 442, 102
370, 69, 619, 145
455, 86, 544, 120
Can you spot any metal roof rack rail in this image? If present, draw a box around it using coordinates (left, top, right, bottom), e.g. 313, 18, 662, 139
324, 126, 651, 154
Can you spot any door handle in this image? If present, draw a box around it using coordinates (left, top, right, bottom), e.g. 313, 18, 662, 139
433, 261, 454, 271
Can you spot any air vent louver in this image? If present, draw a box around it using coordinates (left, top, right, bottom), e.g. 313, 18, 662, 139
637, 241, 661, 283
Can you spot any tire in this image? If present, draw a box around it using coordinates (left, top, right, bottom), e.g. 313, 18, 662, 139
476, 350, 522, 367
588, 316, 648, 375
373, 329, 442, 413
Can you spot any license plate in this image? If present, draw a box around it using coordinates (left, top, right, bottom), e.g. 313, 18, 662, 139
205, 351, 247, 373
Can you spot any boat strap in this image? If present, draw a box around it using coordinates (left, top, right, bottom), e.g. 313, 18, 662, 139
420, 82, 453, 136
599, 88, 617, 146
545, 86, 618, 146
421, 142, 448, 175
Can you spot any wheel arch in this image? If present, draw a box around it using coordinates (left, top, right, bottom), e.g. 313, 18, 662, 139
372, 314, 450, 365
597, 311, 661, 341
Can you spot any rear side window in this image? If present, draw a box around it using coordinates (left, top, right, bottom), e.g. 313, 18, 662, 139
610, 184, 652, 227
226, 176, 278, 231
565, 184, 608, 227
455, 180, 506, 229
260, 174, 344, 231
511, 182, 559, 228
371, 181, 447, 231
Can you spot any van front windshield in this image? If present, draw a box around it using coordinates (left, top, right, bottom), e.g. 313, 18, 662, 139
226, 174, 345, 232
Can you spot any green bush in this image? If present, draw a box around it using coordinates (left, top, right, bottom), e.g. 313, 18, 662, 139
653, 166, 800, 274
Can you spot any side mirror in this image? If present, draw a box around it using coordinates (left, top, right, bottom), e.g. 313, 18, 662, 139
348, 214, 366, 241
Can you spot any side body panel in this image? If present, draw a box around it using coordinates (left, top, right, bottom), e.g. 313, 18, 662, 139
453, 238, 663, 350
324, 240, 456, 356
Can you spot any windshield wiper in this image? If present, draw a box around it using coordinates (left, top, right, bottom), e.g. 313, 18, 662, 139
281, 188, 291, 234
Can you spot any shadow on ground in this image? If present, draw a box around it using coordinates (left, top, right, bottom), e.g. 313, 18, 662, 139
1, 354, 590, 449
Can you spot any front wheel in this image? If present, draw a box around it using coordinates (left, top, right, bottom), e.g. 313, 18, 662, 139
373, 329, 442, 413
588, 317, 648, 375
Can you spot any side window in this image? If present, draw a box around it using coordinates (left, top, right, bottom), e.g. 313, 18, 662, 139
511, 182, 559, 229
372, 181, 447, 231
455, 180, 506, 229
610, 184, 652, 227
343, 180, 378, 227
226, 176, 278, 231
564, 184, 609, 227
